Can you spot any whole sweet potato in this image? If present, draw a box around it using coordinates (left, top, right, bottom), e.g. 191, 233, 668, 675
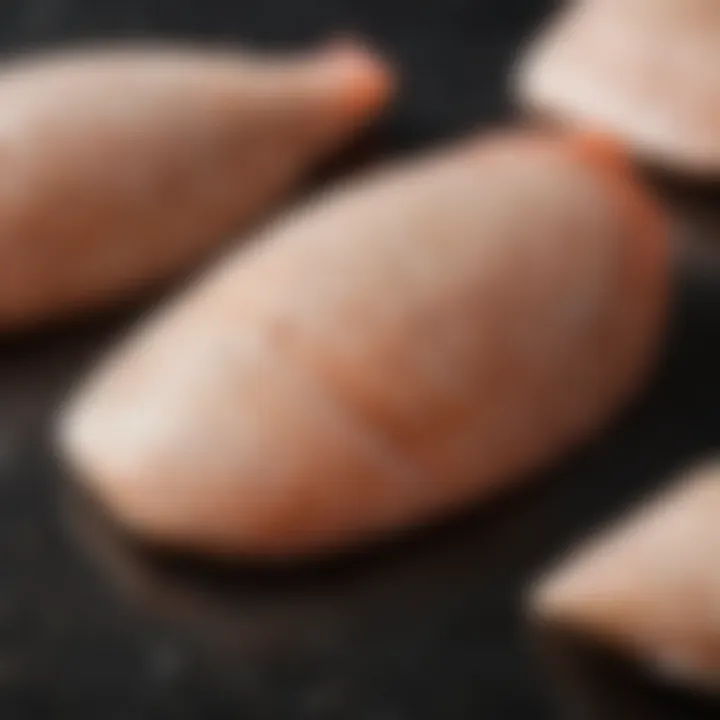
59, 132, 670, 559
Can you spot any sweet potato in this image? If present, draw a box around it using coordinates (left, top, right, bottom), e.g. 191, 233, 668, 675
0, 42, 391, 328
58, 131, 670, 559
533, 462, 720, 691
517, 1, 720, 176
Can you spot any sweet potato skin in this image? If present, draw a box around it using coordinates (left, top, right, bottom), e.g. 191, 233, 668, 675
58, 132, 670, 558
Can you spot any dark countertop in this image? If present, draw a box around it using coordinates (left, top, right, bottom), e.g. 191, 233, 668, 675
2, 1, 720, 718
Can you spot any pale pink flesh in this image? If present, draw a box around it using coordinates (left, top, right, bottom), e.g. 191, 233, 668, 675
58, 131, 670, 559
0, 42, 392, 328
517, 1, 720, 175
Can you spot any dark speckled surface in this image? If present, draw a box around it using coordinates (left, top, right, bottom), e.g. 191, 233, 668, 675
2, 1, 720, 718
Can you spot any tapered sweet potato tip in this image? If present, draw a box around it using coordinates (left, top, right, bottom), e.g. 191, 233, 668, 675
532, 463, 720, 690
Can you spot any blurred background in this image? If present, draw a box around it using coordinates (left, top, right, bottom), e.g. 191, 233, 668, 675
2, 0, 720, 718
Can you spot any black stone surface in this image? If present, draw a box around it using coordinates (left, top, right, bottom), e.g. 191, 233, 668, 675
2, 1, 720, 718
